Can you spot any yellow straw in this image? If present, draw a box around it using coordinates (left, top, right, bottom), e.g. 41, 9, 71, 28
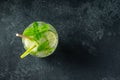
16, 33, 39, 58
20, 45, 36, 59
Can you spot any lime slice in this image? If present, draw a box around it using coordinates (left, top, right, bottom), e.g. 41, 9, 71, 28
44, 31, 58, 48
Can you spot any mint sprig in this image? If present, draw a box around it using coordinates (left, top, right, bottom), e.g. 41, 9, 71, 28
23, 22, 50, 41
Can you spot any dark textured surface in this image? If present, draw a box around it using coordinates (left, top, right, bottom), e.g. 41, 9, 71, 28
0, 0, 120, 80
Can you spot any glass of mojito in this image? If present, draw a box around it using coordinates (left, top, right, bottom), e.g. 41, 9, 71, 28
16, 21, 58, 58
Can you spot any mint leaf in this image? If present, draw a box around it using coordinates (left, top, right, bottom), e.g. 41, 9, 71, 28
37, 41, 49, 51
38, 23, 49, 33
33, 22, 41, 40
23, 22, 38, 36
33, 22, 38, 31
23, 27, 35, 36
46, 48, 54, 54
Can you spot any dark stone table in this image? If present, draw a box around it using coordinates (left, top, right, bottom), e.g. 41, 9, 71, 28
0, 0, 120, 80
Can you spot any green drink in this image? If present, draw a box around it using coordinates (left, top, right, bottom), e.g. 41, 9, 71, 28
16, 21, 58, 58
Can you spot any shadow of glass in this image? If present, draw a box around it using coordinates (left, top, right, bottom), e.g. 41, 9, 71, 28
44, 41, 100, 68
